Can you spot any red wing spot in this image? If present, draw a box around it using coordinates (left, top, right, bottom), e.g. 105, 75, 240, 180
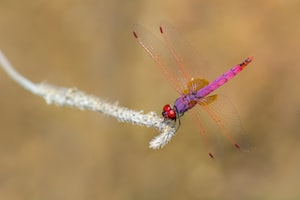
209, 153, 214, 159
159, 26, 164, 34
133, 31, 138, 38
234, 144, 241, 149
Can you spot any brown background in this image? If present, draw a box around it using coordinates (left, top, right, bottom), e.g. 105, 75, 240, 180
0, 0, 300, 199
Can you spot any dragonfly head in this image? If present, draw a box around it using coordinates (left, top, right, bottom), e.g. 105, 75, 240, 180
162, 104, 177, 121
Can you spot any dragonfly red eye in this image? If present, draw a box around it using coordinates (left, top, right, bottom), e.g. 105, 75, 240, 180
163, 104, 171, 112
162, 104, 177, 120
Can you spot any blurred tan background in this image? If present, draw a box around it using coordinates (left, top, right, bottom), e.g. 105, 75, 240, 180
0, 0, 300, 199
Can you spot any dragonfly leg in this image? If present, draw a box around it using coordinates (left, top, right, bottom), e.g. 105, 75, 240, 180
174, 105, 182, 132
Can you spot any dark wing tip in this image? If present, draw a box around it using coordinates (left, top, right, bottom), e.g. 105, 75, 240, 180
133, 31, 138, 38
159, 26, 164, 34
234, 143, 241, 149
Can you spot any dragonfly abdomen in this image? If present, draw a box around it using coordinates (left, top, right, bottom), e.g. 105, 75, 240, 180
196, 56, 253, 98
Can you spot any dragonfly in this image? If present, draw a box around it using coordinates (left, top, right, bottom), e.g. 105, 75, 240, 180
133, 21, 253, 158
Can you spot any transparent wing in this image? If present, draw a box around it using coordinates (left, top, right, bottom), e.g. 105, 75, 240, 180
159, 21, 213, 84
190, 108, 225, 159
201, 94, 250, 150
193, 94, 250, 158
133, 22, 214, 94
133, 24, 184, 94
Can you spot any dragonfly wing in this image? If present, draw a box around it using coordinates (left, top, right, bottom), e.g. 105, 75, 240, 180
196, 94, 250, 158
191, 94, 250, 159
133, 24, 184, 93
190, 108, 225, 159
159, 21, 213, 84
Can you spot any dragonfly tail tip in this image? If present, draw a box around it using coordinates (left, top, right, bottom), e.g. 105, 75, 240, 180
248, 55, 254, 62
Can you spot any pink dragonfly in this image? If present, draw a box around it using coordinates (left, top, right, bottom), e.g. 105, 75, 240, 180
133, 21, 253, 158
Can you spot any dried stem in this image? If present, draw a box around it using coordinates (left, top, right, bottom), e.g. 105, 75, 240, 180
0, 50, 177, 149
